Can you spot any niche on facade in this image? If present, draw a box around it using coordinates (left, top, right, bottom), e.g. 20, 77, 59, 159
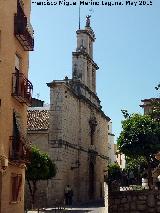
89, 116, 97, 145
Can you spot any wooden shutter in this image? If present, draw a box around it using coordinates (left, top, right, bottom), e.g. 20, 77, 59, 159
11, 174, 22, 202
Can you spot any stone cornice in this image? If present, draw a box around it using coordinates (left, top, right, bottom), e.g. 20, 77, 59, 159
47, 80, 110, 122
49, 139, 108, 161
47, 80, 68, 88
72, 51, 99, 70
9, 161, 26, 168
27, 130, 48, 133
68, 81, 110, 121
79, 94, 110, 121
76, 29, 95, 41
46, 80, 110, 121
70, 80, 101, 103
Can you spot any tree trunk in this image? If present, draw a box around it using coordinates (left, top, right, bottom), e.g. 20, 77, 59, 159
27, 179, 33, 209
27, 179, 37, 209
32, 180, 37, 209
147, 159, 153, 189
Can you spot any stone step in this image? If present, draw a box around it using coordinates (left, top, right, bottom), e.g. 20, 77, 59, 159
27, 210, 92, 213
27, 207, 107, 213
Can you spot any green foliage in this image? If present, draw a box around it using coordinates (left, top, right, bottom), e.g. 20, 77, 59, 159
117, 113, 160, 159
155, 83, 160, 91
117, 112, 160, 188
149, 99, 160, 122
26, 146, 56, 209
108, 163, 122, 182
26, 146, 56, 181
121, 109, 130, 119
125, 156, 147, 173
125, 156, 147, 179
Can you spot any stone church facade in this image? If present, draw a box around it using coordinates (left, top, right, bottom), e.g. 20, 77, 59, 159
27, 17, 110, 207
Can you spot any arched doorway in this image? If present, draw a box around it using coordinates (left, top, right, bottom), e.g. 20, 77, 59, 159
89, 162, 95, 200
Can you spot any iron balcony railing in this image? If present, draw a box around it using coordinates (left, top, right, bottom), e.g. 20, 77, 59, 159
12, 71, 33, 105
9, 136, 30, 163
14, 0, 34, 51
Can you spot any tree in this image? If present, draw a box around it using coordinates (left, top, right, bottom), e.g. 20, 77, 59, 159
125, 156, 147, 173
155, 83, 160, 91
125, 156, 148, 183
117, 113, 160, 188
151, 84, 160, 121
26, 146, 56, 209
107, 163, 122, 185
149, 98, 160, 123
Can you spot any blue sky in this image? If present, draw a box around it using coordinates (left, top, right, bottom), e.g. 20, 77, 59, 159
29, 0, 160, 140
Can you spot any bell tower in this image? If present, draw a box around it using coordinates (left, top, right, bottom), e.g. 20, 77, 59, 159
72, 16, 99, 93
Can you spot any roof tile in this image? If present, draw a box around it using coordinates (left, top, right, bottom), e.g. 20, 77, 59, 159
27, 110, 49, 130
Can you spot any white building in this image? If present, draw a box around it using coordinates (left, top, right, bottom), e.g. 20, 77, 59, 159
114, 144, 126, 169
108, 121, 116, 164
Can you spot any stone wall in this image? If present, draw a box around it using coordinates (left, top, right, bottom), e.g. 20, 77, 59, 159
26, 81, 109, 208
48, 82, 109, 205
25, 180, 48, 209
109, 190, 160, 213
25, 130, 49, 209
0, 0, 31, 212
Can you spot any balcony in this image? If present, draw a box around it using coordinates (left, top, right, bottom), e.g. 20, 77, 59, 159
14, 1, 34, 51
12, 71, 33, 105
9, 136, 30, 163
